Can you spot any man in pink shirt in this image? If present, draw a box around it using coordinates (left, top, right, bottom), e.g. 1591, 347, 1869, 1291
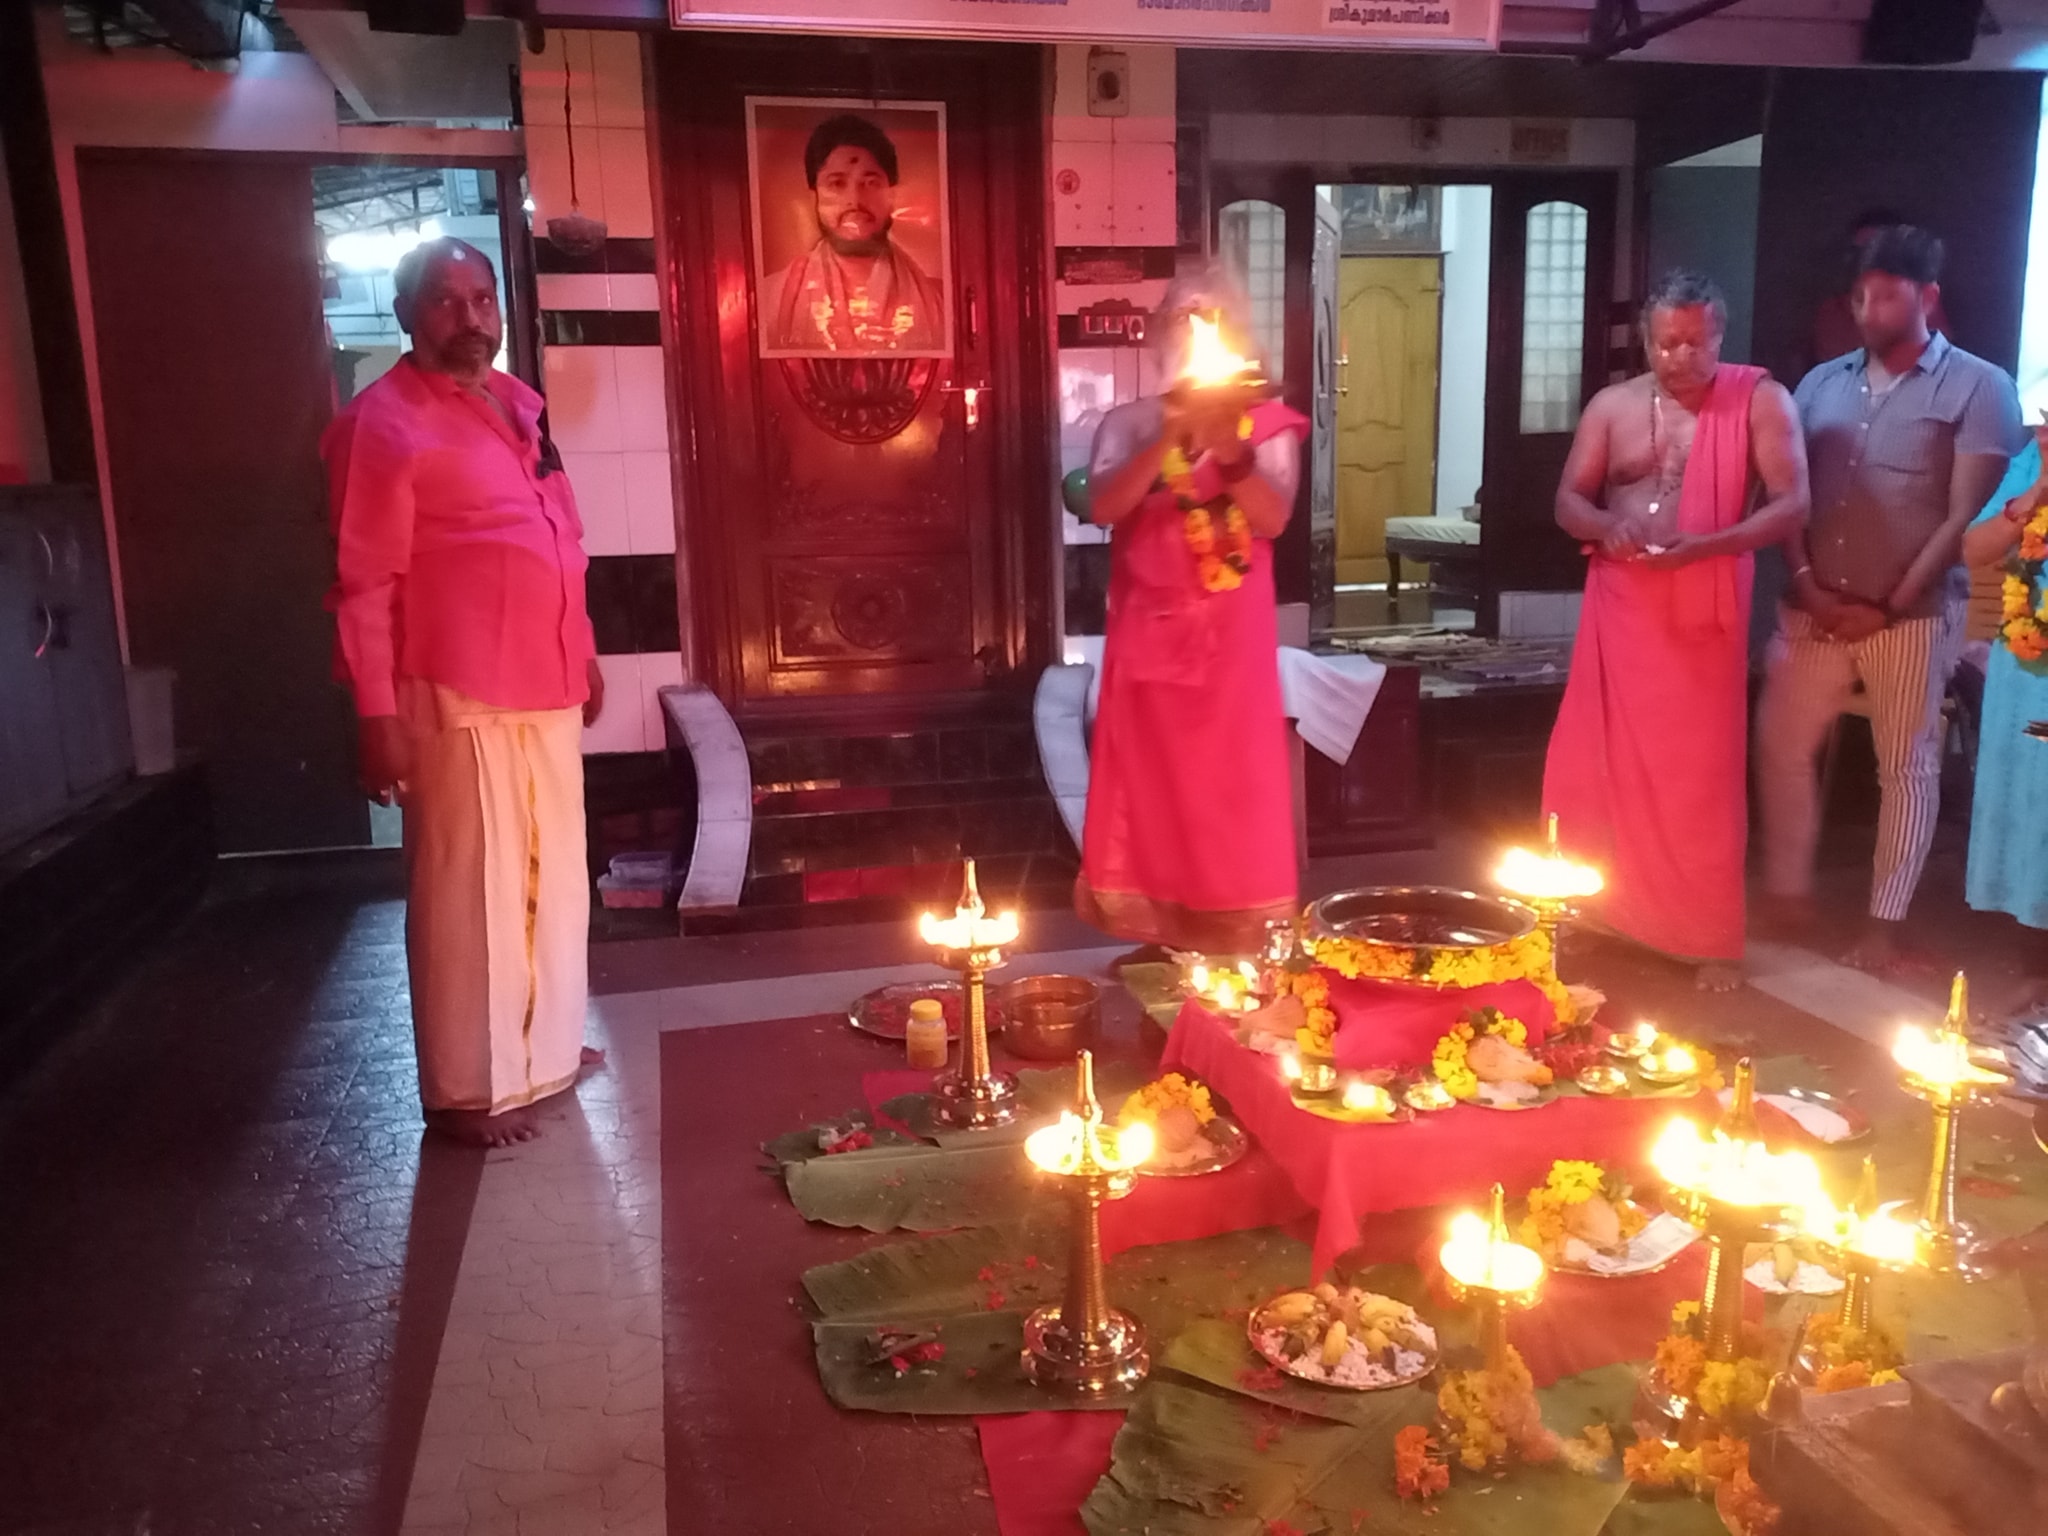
323, 237, 604, 1146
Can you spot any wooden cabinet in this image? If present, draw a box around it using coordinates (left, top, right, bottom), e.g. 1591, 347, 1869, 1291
0, 485, 132, 853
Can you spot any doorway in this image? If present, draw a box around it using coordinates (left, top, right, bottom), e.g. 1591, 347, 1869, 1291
76, 151, 524, 855
653, 34, 1054, 717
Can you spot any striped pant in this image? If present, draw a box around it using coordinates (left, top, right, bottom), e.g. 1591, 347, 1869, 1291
1755, 600, 1965, 921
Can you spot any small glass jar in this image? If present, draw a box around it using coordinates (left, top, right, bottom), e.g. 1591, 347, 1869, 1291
905, 997, 950, 1070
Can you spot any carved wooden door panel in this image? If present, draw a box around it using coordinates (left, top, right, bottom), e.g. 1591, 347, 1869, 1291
656, 36, 1052, 708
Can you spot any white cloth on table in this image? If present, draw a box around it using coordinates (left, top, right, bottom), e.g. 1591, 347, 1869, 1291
1063, 637, 1385, 765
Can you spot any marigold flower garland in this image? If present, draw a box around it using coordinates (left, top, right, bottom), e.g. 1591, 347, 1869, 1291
1626, 1299, 1782, 1530
1160, 415, 1256, 594
1431, 1008, 1548, 1101
1306, 925, 1576, 1024
1436, 1344, 1559, 1472
1803, 1315, 1902, 1394
2001, 494, 2048, 665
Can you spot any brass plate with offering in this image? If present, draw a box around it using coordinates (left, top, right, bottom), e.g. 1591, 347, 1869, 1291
1636, 1042, 1705, 1085
1727, 1084, 1871, 1148
1576, 1063, 1631, 1096
1119, 1074, 1250, 1178
1248, 1283, 1439, 1390
1520, 1160, 1701, 1279
848, 980, 1001, 1043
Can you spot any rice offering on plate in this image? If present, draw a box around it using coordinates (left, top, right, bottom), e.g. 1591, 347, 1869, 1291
1250, 1284, 1438, 1389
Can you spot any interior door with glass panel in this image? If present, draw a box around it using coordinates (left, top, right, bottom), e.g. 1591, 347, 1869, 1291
1481, 174, 1617, 612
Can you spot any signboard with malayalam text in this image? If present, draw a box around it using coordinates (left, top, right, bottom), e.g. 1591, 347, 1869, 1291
669, 0, 1501, 53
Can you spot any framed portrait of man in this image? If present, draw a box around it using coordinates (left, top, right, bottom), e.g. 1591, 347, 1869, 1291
746, 98, 955, 360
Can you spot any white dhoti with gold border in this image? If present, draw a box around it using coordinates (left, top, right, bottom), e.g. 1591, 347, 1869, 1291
400, 680, 588, 1115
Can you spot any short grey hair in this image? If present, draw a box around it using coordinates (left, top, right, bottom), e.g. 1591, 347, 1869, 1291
1642, 267, 1727, 330
392, 236, 496, 308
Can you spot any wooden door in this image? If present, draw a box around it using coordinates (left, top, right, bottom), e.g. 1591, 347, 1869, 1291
655, 37, 1052, 713
77, 152, 364, 853
1481, 174, 1617, 610
1335, 256, 1441, 588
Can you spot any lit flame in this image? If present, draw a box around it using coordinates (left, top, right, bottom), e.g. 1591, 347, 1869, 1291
919, 906, 1021, 952
1279, 1053, 1303, 1083
1187, 957, 1262, 1015
1651, 1117, 1823, 1209
1341, 1079, 1394, 1117
1892, 1023, 2009, 1092
1495, 845, 1604, 903
1179, 312, 1257, 389
1849, 1204, 1920, 1265
1024, 1110, 1152, 1175
1652, 1045, 1698, 1078
1440, 1210, 1545, 1295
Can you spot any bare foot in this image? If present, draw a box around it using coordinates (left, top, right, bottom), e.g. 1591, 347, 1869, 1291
1840, 922, 1939, 978
1754, 893, 1820, 943
425, 1105, 539, 1147
1695, 962, 1743, 993
581, 1045, 606, 1068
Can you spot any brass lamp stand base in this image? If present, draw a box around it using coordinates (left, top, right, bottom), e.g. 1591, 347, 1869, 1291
1021, 1305, 1150, 1396
932, 1068, 1021, 1129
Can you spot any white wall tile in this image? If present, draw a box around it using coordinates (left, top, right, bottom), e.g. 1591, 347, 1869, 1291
543, 346, 621, 455
524, 123, 587, 228
595, 127, 655, 240
562, 451, 630, 557
606, 272, 661, 311
537, 273, 613, 311
1116, 114, 1178, 148
1121, 46, 1176, 122
1112, 351, 1140, 404
611, 348, 670, 454
1057, 348, 1118, 429
621, 451, 675, 556
582, 654, 643, 755
587, 29, 646, 130
638, 651, 685, 748
1051, 141, 1115, 247
525, 30, 599, 136
1112, 140, 1178, 247
1051, 44, 1113, 143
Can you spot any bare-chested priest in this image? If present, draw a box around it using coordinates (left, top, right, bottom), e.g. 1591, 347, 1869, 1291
1543, 269, 1810, 989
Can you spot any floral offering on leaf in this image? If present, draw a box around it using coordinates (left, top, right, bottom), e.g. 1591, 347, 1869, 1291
1393, 1424, 1451, 1502
1272, 967, 1337, 1057
1803, 1314, 1903, 1394
1436, 1344, 1560, 1472
1517, 1159, 1649, 1261
1623, 1430, 1749, 1495
1432, 1008, 1553, 1105
1119, 1074, 1222, 1168
1558, 1422, 1616, 1476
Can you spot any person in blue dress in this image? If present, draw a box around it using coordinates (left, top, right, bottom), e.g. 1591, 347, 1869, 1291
1964, 417, 2048, 1004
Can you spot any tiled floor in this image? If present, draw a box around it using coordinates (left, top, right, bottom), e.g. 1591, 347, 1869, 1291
1, 825, 2041, 1534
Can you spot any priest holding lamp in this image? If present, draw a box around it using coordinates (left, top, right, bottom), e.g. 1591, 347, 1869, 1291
1074, 271, 1308, 956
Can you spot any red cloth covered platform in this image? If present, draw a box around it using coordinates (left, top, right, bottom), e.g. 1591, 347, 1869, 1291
1162, 1000, 1711, 1277
1324, 972, 1558, 1070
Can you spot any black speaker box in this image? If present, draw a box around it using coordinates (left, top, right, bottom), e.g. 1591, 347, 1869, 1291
1864, 0, 1983, 66
364, 0, 466, 37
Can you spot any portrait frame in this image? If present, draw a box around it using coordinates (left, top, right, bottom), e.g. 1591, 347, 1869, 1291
745, 96, 955, 361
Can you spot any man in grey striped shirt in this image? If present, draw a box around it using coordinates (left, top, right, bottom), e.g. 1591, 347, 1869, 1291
1757, 226, 2024, 971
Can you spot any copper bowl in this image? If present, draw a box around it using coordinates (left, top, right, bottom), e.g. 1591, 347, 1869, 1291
1001, 975, 1101, 1061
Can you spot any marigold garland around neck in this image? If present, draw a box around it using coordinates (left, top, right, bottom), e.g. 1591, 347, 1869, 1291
2000, 495, 2048, 665
1160, 413, 1256, 594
